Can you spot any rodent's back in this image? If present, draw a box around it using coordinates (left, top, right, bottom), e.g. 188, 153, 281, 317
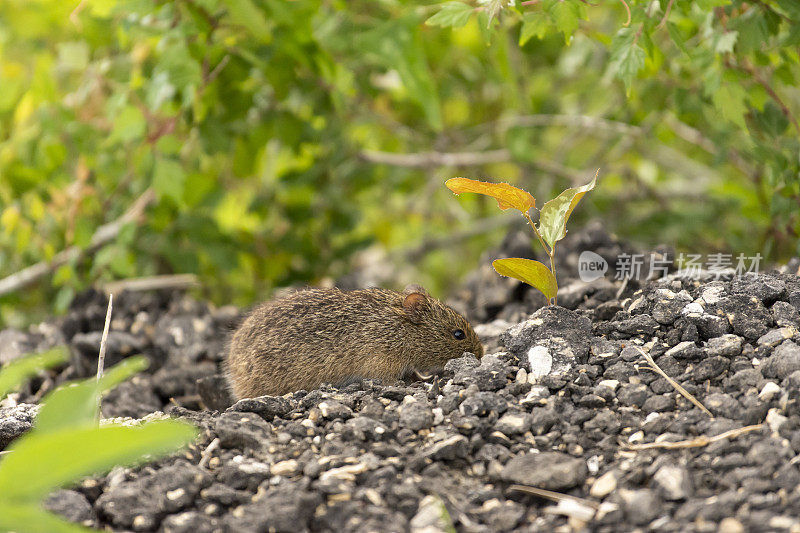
225, 287, 482, 398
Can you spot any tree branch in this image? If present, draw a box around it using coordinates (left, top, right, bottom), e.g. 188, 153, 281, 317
0, 188, 156, 298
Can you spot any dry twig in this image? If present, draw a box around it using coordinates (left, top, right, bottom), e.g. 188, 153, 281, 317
102, 274, 199, 294
0, 188, 155, 297
624, 424, 763, 450
96, 293, 113, 420
633, 346, 713, 417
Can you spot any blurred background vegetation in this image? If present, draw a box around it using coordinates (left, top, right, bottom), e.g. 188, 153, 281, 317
0, 0, 798, 327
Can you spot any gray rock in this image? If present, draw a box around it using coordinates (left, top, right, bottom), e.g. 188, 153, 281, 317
761, 341, 800, 379
665, 341, 703, 360
614, 314, 660, 337
757, 327, 796, 348
443, 353, 481, 375
0, 403, 39, 449
730, 274, 786, 304
717, 295, 772, 340
500, 452, 588, 490
704, 393, 740, 418
398, 399, 433, 431
693, 356, 729, 381
229, 395, 294, 420
215, 411, 272, 450
620, 488, 663, 525
344, 416, 389, 441
772, 301, 800, 328
643, 394, 675, 413
706, 334, 743, 358
495, 412, 532, 435
459, 392, 507, 418
95, 461, 211, 530
651, 289, 692, 325
653, 465, 692, 500
500, 306, 592, 373
683, 312, 730, 339
161, 512, 220, 533
617, 383, 648, 407
220, 488, 321, 532
420, 434, 469, 461
44, 489, 94, 526
0, 329, 35, 365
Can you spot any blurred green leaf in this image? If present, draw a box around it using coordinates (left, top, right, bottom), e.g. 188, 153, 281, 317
712, 84, 749, 129
35, 356, 149, 434
153, 157, 186, 204
107, 105, 146, 144
0, 420, 197, 501
0, 347, 68, 399
426, 2, 473, 29
520, 12, 550, 45
0, 503, 91, 533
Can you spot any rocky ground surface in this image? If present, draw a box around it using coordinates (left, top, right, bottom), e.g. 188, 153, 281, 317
2, 227, 800, 532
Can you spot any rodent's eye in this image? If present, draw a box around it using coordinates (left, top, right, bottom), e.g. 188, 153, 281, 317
452, 329, 466, 340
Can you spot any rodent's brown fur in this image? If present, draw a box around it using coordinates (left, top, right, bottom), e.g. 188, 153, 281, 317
225, 286, 483, 399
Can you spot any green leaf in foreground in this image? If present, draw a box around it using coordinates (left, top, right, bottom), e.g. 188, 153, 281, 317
0, 420, 197, 501
493, 258, 558, 301
0, 347, 68, 399
538, 172, 597, 249
426, 2, 473, 29
0, 502, 91, 533
35, 356, 150, 434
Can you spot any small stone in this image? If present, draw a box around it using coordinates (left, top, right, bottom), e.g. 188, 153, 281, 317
718, 518, 745, 533
681, 302, 704, 315
420, 434, 469, 461
398, 399, 434, 431
500, 452, 588, 490
693, 356, 729, 381
229, 396, 293, 420
617, 383, 648, 408
44, 490, 94, 525
653, 464, 692, 500
590, 471, 618, 498
704, 393, 740, 419
757, 327, 796, 348
495, 412, 532, 435
215, 412, 272, 450
766, 408, 788, 432
730, 274, 786, 304
642, 394, 674, 413
761, 341, 800, 379
759, 382, 781, 402
706, 335, 743, 358
665, 341, 703, 360
410, 495, 453, 532
619, 488, 662, 526
772, 301, 800, 327
598, 379, 619, 391
318, 400, 353, 420
271, 459, 300, 477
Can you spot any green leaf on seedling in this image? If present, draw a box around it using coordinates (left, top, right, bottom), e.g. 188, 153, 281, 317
0, 347, 68, 399
538, 171, 597, 249
35, 356, 149, 434
446, 178, 535, 214
0, 420, 198, 501
426, 2, 473, 28
493, 258, 558, 300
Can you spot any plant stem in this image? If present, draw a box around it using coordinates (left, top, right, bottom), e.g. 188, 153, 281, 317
524, 212, 558, 305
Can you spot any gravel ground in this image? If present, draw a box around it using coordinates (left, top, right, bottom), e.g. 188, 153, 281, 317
2, 227, 800, 532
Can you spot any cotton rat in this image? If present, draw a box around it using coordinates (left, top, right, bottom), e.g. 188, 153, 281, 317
225, 285, 483, 398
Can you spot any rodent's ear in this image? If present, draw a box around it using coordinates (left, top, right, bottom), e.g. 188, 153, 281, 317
403, 283, 429, 296
402, 291, 428, 324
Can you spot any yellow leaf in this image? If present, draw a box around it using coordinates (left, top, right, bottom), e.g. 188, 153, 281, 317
492, 258, 558, 300
446, 177, 535, 213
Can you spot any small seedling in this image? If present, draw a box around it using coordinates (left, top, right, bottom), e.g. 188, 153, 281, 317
446, 171, 598, 305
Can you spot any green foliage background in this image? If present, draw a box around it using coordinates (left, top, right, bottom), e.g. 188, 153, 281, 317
1, 0, 798, 326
